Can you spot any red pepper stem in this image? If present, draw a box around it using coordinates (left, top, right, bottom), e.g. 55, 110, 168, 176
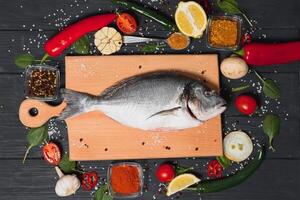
235, 49, 245, 57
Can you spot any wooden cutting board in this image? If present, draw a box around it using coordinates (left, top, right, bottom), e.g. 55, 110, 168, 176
65, 55, 222, 160
19, 55, 223, 161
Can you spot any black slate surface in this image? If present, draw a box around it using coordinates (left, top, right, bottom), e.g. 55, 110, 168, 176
0, 0, 299, 200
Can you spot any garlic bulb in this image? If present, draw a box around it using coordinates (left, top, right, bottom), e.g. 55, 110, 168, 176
94, 27, 122, 55
54, 166, 80, 197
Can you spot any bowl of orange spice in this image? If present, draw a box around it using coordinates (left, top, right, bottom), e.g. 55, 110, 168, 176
206, 15, 242, 50
107, 162, 143, 198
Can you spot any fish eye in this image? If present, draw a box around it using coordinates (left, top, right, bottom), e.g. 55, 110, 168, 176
204, 91, 214, 97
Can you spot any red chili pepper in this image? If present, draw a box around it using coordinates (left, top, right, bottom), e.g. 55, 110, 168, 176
44, 13, 116, 57
236, 41, 300, 66
81, 171, 99, 191
207, 160, 223, 178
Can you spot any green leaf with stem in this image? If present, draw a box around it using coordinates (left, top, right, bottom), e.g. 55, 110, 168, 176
263, 114, 280, 152
217, 0, 253, 27
176, 166, 194, 175
253, 70, 280, 99
59, 153, 77, 174
141, 43, 166, 53
73, 35, 90, 54
15, 53, 35, 68
94, 185, 112, 200
23, 125, 48, 163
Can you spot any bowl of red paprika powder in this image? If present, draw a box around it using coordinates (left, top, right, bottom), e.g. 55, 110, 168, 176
107, 162, 144, 198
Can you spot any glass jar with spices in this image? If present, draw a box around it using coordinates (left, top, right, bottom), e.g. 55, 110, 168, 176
24, 65, 60, 101
206, 15, 243, 50
107, 162, 143, 198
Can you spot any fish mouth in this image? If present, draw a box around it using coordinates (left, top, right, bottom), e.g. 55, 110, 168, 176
216, 105, 227, 114
195, 104, 227, 122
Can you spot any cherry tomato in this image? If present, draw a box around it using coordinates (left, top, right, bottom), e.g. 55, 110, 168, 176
207, 160, 223, 178
235, 95, 257, 115
116, 13, 137, 35
42, 142, 61, 165
81, 171, 99, 191
156, 163, 175, 182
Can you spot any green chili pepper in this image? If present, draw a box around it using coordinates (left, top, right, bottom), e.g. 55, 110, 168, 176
112, 0, 177, 31
186, 150, 264, 193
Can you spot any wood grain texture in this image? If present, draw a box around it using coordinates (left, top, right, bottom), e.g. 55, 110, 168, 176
0, 0, 300, 199
65, 55, 223, 160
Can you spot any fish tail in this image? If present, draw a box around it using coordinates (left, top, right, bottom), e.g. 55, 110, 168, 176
58, 89, 96, 120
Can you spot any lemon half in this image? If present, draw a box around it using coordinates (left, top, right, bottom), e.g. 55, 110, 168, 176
166, 174, 200, 196
175, 1, 207, 38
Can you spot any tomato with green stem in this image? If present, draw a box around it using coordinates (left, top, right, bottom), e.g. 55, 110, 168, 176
116, 13, 137, 35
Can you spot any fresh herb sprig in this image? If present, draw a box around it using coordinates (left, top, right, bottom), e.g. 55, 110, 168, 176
15, 53, 51, 68
93, 185, 112, 200
263, 114, 280, 151
59, 154, 77, 174
72, 35, 90, 54
141, 43, 166, 53
176, 166, 194, 175
23, 125, 48, 163
254, 70, 280, 99
217, 0, 253, 27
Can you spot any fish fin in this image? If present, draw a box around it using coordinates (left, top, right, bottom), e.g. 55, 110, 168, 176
58, 89, 94, 120
147, 107, 182, 120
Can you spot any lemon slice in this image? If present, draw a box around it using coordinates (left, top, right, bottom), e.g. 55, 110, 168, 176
175, 1, 207, 38
166, 174, 200, 196
224, 131, 253, 162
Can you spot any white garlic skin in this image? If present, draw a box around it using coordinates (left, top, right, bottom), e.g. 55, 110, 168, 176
55, 174, 80, 197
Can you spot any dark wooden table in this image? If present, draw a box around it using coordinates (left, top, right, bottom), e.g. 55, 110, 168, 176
0, 0, 299, 199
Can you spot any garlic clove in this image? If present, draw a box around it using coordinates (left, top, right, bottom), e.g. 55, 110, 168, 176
54, 167, 80, 197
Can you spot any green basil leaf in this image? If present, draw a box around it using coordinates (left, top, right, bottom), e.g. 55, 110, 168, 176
217, 0, 241, 14
94, 185, 112, 200
59, 154, 77, 174
27, 125, 48, 146
15, 53, 35, 68
263, 79, 280, 99
263, 114, 280, 151
73, 35, 90, 54
216, 155, 231, 168
141, 43, 166, 53
141, 43, 159, 53
23, 125, 48, 163
176, 166, 194, 175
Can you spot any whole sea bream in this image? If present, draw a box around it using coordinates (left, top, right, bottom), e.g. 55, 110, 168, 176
59, 72, 226, 131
